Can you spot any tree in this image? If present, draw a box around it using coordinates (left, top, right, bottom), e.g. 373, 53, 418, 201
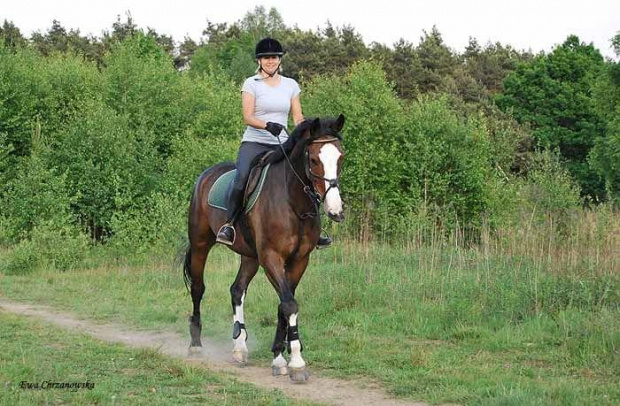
146, 27, 175, 55
105, 12, 137, 42
0, 20, 27, 50
282, 28, 325, 81
29, 20, 105, 64
416, 26, 458, 93
462, 38, 531, 99
31, 20, 69, 55
193, 9, 370, 84
590, 32, 620, 202
239, 5, 285, 40
371, 39, 422, 99
496, 35, 607, 199
176, 36, 197, 70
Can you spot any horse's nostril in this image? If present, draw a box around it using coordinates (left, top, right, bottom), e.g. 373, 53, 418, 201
328, 212, 344, 223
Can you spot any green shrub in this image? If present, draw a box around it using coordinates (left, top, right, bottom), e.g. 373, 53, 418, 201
36, 53, 103, 140
108, 192, 185, 251
304, 61, 413, 233
0, 46, 44, 159
30, 223, 90, 271
519, 150, 582, 231
109, 132, 239, 250
305, 63, 496, 235
4, 238, 39, 275
1, 141, 75, 243
103, 33, 192, 158
163, 132, 238, 197
49, 99, 161, 239
3, 223, 89, 274
402, 95, 492, 227
185, 72, 246, 139
590, 119, 620, 204
0, 47, 101, 161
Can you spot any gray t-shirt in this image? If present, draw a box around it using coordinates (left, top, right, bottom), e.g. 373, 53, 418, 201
241, 75, 301, 145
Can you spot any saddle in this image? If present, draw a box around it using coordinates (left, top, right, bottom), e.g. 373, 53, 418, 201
207, 151, 275, 213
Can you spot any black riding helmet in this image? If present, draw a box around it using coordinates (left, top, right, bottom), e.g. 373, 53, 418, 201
255, 37, 285, 58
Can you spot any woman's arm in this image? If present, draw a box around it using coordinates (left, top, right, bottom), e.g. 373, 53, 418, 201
242, 91, 267, 129
291, 95, 304, 125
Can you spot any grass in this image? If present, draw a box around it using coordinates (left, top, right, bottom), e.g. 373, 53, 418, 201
1, 238, 619, 405
0, 311, 312, 405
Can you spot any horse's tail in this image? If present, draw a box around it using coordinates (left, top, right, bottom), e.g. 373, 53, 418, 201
182, 243, 192, 293
180, 172, 200, 294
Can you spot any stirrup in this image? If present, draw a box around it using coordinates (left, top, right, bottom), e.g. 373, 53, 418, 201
216, 223, 236, 245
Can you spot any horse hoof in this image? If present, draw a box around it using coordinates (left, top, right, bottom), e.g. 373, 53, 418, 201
288, 367, 310, 383
232, 349, 248, 364
188, 346, 203, 356
272, 365, 288, 376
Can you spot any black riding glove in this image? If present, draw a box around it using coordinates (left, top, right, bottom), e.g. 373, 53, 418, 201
265, 122, 285, 137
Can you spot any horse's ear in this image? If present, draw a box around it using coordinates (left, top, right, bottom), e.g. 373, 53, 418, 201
333, 114, 345, 132
310, 117, 321, 136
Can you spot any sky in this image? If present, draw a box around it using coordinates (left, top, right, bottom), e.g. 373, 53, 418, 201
2, 0, 618, 59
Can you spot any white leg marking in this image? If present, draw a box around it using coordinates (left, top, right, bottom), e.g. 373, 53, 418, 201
287, 313, 306, 369
271, 353, 288, 375
318, 144, 343, 216
232, 292, 248, 361
272, 353, 288, 367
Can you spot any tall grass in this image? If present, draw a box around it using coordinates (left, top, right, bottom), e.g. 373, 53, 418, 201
330, 203, 619, 278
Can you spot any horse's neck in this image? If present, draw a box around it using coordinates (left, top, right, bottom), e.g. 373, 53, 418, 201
270, 153, 314, 212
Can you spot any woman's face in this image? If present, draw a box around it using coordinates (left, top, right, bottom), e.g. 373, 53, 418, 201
260, 55, 281, 75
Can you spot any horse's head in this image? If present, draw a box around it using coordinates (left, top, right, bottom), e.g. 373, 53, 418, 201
305, 114, 346, 222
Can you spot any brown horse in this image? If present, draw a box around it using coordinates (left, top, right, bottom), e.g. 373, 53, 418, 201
183, 115, 345, 382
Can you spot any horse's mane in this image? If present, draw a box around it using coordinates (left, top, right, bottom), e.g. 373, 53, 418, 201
261, 117, 342, 166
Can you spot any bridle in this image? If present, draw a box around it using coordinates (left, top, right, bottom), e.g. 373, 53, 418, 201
276, 129, 342, 219
304, 137, 342, 202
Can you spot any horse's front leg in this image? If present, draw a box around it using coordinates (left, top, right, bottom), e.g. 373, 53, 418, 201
271, 306, 289, 375
265, 253, 310, 382
230, 255, 259, 363
284, 300, 309, 382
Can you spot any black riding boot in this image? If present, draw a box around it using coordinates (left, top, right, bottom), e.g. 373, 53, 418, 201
216, 223, 236, 245
217, 186, 244, 246
317, 235, 332, 249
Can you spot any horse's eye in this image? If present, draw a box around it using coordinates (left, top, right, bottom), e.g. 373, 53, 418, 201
310, 158, 319, 166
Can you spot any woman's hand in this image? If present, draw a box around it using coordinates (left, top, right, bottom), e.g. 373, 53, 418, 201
265, 122, 285, 136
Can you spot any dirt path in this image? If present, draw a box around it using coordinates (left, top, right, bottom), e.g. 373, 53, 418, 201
0, 298, 426, 406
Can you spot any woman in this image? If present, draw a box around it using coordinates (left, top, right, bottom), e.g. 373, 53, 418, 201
216, 37, 331, 249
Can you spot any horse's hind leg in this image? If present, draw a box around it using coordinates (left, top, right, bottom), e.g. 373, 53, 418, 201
184, 230, 216, 353
230, 255, 259, 363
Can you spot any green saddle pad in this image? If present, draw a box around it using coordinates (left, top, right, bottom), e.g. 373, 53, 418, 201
207, 164, 271, 213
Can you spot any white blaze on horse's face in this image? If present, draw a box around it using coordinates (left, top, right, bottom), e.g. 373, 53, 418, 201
318, 143, 343, 220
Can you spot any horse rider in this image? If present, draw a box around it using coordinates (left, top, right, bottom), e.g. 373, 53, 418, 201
216, 37, 332, 249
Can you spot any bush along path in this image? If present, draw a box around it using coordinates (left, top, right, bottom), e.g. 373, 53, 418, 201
0, 298, 426, 406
